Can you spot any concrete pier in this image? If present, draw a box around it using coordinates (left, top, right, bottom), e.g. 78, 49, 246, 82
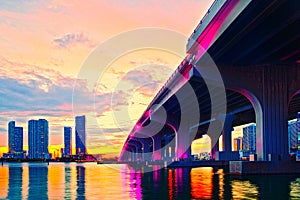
230, 161, 300, 175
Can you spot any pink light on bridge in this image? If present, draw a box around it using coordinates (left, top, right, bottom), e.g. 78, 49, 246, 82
145, 110, 152, 118
181, 63, 193, 80
135, 122, 142, 131
153, 151, 162, 161
177, 147, 189, 160
193, 0, 239, 60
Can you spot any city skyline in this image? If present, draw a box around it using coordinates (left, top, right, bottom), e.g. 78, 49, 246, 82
1, 115, 247, 158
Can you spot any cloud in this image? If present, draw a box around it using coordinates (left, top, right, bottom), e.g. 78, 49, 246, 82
0, 58, 122, 146
0, 76, 72, 112
0, 127, 7, 132
100, 127, 124, 133
0, 0, 48, 14
53, 32, 95, 48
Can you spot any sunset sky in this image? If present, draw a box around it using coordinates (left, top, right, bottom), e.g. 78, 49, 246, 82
0, 0, 245, 158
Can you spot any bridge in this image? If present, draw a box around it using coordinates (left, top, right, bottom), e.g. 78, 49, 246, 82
119, 0, 300, 167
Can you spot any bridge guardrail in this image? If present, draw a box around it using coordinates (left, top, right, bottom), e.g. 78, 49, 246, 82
186, 0, 227, 52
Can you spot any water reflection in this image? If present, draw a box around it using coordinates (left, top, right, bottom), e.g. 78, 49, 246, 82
76, 166, 85, 199
290, 178, 300, 199
0, 163, 300, 199
191, 167, 214, 199
64, 166, 72, 199
239, 175, 296, 199
48, 163, 65, 199
128, 167, 142, 199
0, 166, 8, 199
28, 164, 48, 200
8, 166, 22, 199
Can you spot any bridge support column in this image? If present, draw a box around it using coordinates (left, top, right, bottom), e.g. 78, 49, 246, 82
222, 114, 235, 154
259, 66, 289, 161
131, 151, 135, 162
217, 114, 239, 160
163, 135, 171, 161
153, 134, 162, 161
176, 131, 191, 161
124, 150, 130, 162
211, 140, 219, 160
170, 139, 176, 162
142, 141, 152, 162
132, 146, 138, 162
128, 148, 135, 162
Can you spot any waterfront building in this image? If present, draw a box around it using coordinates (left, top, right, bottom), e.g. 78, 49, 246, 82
242, 124, 256, 155
233, 137, 243, 151
8, 121, 23, 153
75, 115, 86, 155
28, 119, 50, 159
64, 127, 72, 156
288, 113, 300, 154
5, 121, 25, 159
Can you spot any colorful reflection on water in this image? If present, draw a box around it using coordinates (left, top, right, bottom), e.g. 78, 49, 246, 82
0, 163, 300, 199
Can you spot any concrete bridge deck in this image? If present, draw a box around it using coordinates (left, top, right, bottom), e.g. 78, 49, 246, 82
119, 0, 300, 173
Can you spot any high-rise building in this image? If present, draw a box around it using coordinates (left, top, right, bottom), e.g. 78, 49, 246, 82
288, 113, 300, 153
242, 124, 256, 154
64, 127, 72, 156
233, 137, 243, 151
75, 115, 86, 155
8, 121, 15, 153
28, 119, 49, 159
8, 121, 23, 153
28, 120, 38, 159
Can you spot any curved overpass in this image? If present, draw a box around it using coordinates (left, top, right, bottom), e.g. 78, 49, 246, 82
120, 0, 300, 162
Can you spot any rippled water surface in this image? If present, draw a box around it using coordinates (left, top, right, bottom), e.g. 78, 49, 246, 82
0, 162, 299, 199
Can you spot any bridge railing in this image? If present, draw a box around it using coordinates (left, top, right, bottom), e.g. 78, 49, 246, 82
186, 0, 227, 53
143, 56, 190, 111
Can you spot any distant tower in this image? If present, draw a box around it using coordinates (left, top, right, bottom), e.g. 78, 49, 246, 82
28, 119, 49, 159
64, 127, 72, 156
288, 119, 300, 153
75, 116, 86, 155
242, 124, 256, 154
8, 121, 23, 153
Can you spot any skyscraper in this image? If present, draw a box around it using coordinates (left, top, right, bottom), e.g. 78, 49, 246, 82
288, 114, 300, 153
28, 120, 38, 159
242, 124, 256, 154
8, 121, 23, 153
75, 115, 86, 155
8, 121, 15, 153
28, 119, 49, 159
64, 127, 72, 156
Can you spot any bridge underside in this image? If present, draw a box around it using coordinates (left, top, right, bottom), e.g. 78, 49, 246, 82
120, 0, 300, 163
202, 0, 300, 66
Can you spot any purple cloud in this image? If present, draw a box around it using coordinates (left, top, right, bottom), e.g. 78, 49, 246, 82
53, 32, 95, 48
